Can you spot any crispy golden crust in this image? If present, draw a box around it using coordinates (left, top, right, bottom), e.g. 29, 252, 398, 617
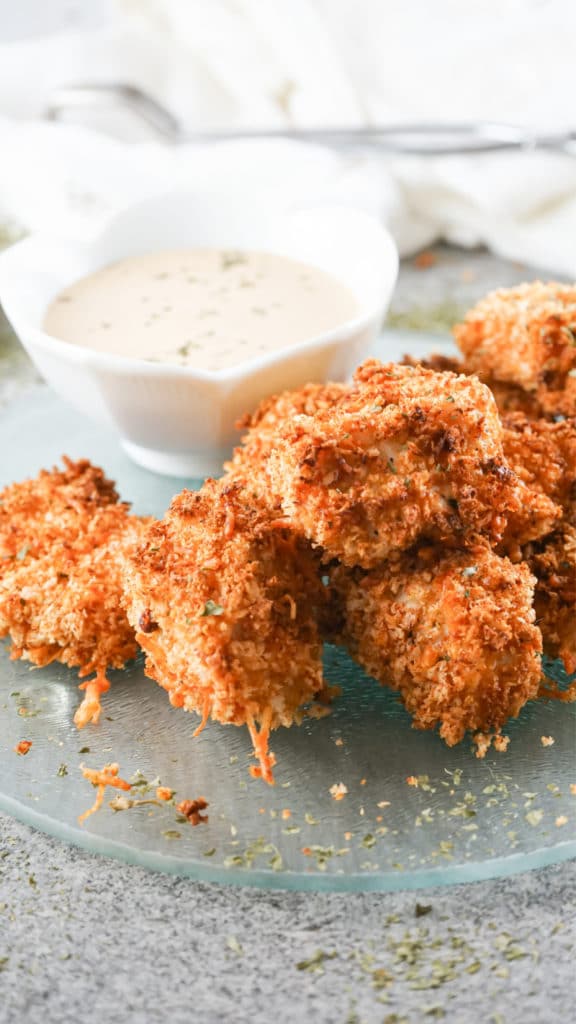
229, 361, 551, 568
454, 282, 576, 397
523, 524, 576, 674
0, 456, 120, 562
502, 414, 576, 523
0, 459, 147, 717
226, 381, 348, 484
402, 352, 576, 420
331, 544, 542, 750
235, 381, 349, 434
121, 478, 329, 781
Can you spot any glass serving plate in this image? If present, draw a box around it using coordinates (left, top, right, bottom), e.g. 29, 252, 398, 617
1, 366, 575, 892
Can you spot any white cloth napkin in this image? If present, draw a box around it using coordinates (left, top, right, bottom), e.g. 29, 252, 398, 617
1, 0, 576, 276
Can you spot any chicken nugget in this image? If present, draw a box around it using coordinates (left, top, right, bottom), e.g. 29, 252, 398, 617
121, 479, 330, 783
0, 458, 147, 725
454, 282, 576, 417
331, 543, 542, 753
231, 361, 551, 568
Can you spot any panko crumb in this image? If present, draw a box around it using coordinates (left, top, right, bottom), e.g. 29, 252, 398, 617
541, 736, 555, 747
329, 782, 348, 801
176, 798, 209, 825
473, 731, 511, 757
109, 795, 133, 812
493, 734, 510, 753
156, 786, 174, 801
555, 815, 568, 827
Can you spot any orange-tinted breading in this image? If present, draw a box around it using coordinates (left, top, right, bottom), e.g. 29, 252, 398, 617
331, 543, 542, 752
523, 523, 576, 675
401, 363, 568, 546
235, 381, 348, 437
454, 282, 576, 408
0, 458, 147, 725
0, 457, 120, 560
229, 361, 552, 568
121, 479, 330, 782
502, 413, 576, 523
402, 352, 575, 421
226, 381, 347, 488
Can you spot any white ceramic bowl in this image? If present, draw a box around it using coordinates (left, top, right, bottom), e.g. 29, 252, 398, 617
0, 192, 398, 477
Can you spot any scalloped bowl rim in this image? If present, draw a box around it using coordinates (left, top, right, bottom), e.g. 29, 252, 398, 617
0, 197, 399, 384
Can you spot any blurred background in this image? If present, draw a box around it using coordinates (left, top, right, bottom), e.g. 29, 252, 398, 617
0, 0, 575, 272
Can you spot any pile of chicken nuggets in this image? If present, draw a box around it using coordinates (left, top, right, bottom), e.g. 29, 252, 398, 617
1, 282, 575, 781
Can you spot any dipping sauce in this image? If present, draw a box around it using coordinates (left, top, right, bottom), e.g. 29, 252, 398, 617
44, 249, 358, 371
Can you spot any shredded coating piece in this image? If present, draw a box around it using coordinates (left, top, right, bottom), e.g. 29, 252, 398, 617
79, 762, 131, 824
74, 669, 111, 728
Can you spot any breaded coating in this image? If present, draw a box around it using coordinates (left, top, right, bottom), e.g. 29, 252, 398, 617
227, 381, 347, 486
502, 413, 576, 523
0, 456, 120, 556
523, 524, 576, 676
404, 350, 576, 421
235, 381, 348, 437
331, 543, 542, 752
454, 282, 576, 413
230, 361, 550, 568
402, 351, 576, 420
121, 479, 329, 783
0, 458, 147, 725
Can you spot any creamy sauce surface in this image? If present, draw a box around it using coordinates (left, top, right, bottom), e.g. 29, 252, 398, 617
44, 248, 357, 371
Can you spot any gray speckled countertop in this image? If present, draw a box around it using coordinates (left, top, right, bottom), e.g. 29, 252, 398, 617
1, 246, 574, 1024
